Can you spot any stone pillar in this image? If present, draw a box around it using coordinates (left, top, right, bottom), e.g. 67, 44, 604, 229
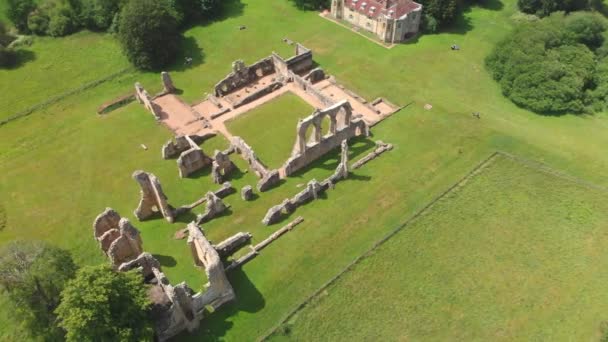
329, 115, 337, 134
343, 107, 352, 127
294, 121, 307, 154
161, 71, 176, 93
312, 122, 322, 143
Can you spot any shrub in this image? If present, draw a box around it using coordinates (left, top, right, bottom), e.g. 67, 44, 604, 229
517, 0, 593, 17
291, 0, 329, 10
23, 0, 80, 36
6, 0, 36, 33
47, 5, 77, 36
76, 0, 119, 31
27, 10, 50, 35
117, 0, 180, 70
486, 12, 608, 114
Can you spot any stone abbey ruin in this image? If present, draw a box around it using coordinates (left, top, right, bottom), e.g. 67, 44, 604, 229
94, 44, 398, 340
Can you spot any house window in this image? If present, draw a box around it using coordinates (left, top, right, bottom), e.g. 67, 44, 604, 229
397, 22, 401, 28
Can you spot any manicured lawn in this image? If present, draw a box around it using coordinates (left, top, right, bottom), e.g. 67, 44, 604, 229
2, 0, 608, 341
0, 31, 135, 119
225, 92, 314, 169
269, 154, 608, 341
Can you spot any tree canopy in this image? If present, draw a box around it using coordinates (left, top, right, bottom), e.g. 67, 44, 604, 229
55, 265, 153, 342
0, 241, 77, 340
117, 0, 180, 70
517, 0, 593, 17
486, 12, 608, 114
6, 0, 36, 32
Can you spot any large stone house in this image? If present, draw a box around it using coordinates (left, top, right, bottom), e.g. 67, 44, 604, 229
330, 0, 423, 43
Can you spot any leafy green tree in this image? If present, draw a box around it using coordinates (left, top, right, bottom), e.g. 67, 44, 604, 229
419, 0, 458, 25
0, 241, 77, 340
6, 0, 36, 32
291, 0, 329, 10
517, 0, 592, 17
486, 12, 608, 114
27, 9, 50, 34
75, 0, 119, 31
117, 0, 180, 70
200, 0, 222, 15
25, 0, 79, 36
47, 3, 78, 36
55, 265, 153, 342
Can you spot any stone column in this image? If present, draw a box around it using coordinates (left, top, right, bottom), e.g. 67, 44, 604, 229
312, 122, 322, 143
329, 115, 337, 134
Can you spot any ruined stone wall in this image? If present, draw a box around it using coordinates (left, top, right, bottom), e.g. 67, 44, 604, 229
133, 171, 175, 223
285, 43, 313, 74
230, 136, 270, 177
214, 58, 275, 97
93, 208, 143, 267
291, 72, 334, 107
187, 223, 235, 309
304, 67, 326, 84
135, 83, 161, 120
162, 136, 191, 159
177, 147, 211, 178
231, 81, 283, 109
283, 100, 369, 176
263, 141, 349, 225
271, 53, 290, 78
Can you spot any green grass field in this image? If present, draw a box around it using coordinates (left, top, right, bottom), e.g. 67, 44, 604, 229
2, 0, 608, 340
269, 154, 608, 341
226, 92, 314, 169
0, 31, 134, 119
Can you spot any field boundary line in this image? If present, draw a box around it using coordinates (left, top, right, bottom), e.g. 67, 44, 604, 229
259, 150, 608, 340
496, 151, 608, 193
258, 151, 502, 341
0, 67, 134, 127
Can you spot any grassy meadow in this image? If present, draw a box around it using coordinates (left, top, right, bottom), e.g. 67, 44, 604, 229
225, 92, 314, 169
269, 154, 608, 341
1, 0, 608, 340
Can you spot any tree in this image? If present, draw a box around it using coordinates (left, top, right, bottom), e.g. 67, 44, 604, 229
291, 0, 329, 10
517, 0, 592, 17
55, 265, 153, 342
0, 241, 77, 340
486, 12, 608, 114
117, 0, 180, 70
6, 0, 36, 32
74, 0, 119, 31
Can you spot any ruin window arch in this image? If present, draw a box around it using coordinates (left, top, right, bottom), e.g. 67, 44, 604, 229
322, 114, 333, 137
304, 122, 317, 145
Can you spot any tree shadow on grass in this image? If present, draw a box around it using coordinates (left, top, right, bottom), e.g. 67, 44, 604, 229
1, 49, 36, 70
421, 0, 503, 37
176, 267, 265, 341
180, 0, 247, 31
153, 254, 177, 267
172, 36, 206, 72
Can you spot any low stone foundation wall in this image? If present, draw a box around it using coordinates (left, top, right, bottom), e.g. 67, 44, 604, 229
232, 81, 283, 109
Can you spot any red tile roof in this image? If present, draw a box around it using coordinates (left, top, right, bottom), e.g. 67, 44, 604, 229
344, 0, 421, 20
